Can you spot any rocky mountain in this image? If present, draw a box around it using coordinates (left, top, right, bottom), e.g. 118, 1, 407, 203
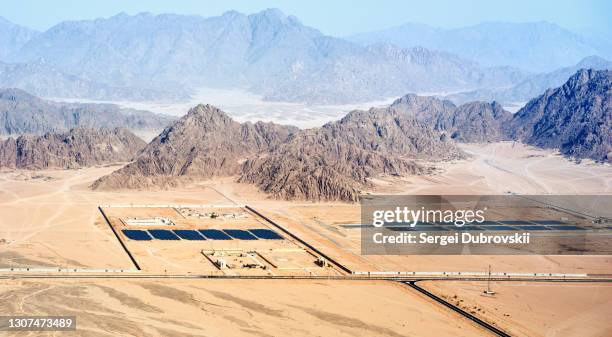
509, 69, 611, 162
91, 104, 298, 190
348, 22, 602, 72
0, 17, 39, 61
240, 105, 464, 201
446, 56, 612, 104
0, 127, 145, 169
92, 103, 464, 201
8, 10, 525, 104
0, 88, 175, 135
0, 61, 187, 101
388, 94, 512, 143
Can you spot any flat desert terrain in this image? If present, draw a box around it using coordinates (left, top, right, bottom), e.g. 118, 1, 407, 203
0, 279, 487, 337
421, 281, 612, 337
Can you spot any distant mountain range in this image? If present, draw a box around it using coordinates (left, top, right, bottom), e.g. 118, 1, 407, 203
0, 16, 38, 60
446, 55, 612, 104
28, 69, 605, 200
0, 61, 188, 101
0, 10, 530, 104
348, 21, 606, 72
0, 127, 145, 169
0, 88, 175, 134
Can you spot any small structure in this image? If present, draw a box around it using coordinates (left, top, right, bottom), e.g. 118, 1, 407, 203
123, 217, 175, 226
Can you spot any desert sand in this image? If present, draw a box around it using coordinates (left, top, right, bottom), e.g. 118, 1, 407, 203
0, 142, 610, 336
420, 281, 612, 337
0, 279, 488, 337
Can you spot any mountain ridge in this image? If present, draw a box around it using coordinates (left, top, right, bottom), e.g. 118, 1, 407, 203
0, 127, 145, 169
0, 88, 176, 135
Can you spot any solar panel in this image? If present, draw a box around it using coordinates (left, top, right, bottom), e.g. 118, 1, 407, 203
532, 220, 565, 225
248, 229, 284, 240
548, 225, 586, 231
516, 225, 551, 231
452, 226, 484, 231
122, 229, 152, 241
499, 220, 532, 225
173, 230, 206, 240
199, 229, 232, 240
477, 221, 503, 226
484, 225, 516, 231
223, 229, 258, 240
148, 229, 181, 240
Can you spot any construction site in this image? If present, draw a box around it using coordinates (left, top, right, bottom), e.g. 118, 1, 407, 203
99, 204, 341, 276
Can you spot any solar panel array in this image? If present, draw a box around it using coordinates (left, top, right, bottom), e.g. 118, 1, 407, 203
122, 227, 285, 241
357, 219, 601, 232
122, 229, 152, 241
248, 229, 284, 240
223, 229, 258, 240
148, 229, 180, 240
199, 229, 232, 240
174, 230, 206, 240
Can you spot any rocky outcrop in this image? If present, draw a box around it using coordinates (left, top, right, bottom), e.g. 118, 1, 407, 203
0, 127, 146, 169
239, 105, 464, 201
389, 94, 512, 143
0, 88, 175, 135
93, 103, 464, 201
509, 69, 611, 162
91, 104, 298, 189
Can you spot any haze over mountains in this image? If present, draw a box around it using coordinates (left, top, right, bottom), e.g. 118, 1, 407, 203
348, 21, 606, 72
446, 55, 612, 104
0, 88, 175, 135
6, 9, 608, 104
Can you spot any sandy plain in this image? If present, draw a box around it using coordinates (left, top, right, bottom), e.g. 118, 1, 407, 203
0, 142, 610, 336
420, 281, 612, 337
0, 279, 492, 337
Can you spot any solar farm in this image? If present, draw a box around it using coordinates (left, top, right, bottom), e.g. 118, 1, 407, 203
99, 205, 342, 276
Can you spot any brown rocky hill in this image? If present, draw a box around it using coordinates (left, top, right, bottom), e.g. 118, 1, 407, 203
93, 103, 464, 201
0, 127, 146, 169
91, 104, 298, 189
239, 106, 465, 201
508, 69, 611, 162
0, 88, 175, 135
389, 94, 512, 143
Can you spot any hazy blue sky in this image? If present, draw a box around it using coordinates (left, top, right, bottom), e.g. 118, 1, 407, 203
5, 0, 611, 38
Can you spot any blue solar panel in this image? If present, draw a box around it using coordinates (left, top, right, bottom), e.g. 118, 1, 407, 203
199, 229, 232, 240
122, 229, 152, 241
452, 226, 484, 231
478, 221, 503, 225
485, 225, 516, 231
548, 226, 586, 231
223, 229, 258, 240
248, 229, 284, 240
173, 230, 206, 240
532, 220, 565, 225
499, 220, 532, 225
148, 229, 180, 240
516, 225, 551, 231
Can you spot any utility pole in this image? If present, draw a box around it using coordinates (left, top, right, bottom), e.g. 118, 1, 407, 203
484, 264, 496, 295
